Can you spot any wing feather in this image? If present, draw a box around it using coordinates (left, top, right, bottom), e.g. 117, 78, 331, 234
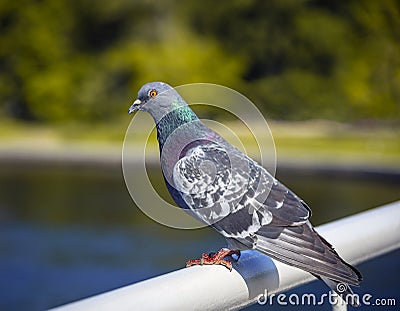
254, 222, 362, 285
171, 140, 361, 287
172, 141, 310, 231
173, 142, 250, 224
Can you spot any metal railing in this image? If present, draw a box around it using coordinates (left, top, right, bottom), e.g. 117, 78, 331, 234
51, 200, 400, 311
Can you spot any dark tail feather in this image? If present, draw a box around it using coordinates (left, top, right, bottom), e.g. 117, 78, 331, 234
255, 223, 362, 286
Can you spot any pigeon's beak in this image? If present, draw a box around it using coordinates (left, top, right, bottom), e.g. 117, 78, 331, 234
128, 99, 142, 114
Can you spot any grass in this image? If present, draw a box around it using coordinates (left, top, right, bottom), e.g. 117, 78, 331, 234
0, 118, 399, 168
269, 121, 400, 167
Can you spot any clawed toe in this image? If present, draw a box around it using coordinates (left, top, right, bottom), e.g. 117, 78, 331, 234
185, 248, 241, 271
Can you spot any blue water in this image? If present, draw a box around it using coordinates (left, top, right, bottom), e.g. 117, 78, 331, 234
0, 163, 399, 310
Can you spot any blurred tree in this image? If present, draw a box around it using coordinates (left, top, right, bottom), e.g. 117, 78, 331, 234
179, 0, 400, 120
340, 0, 400, 119
0, 0, 243, 122
0, 0, 398, 122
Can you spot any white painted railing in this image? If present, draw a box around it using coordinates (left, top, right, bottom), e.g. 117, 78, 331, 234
51, 201, 400, 311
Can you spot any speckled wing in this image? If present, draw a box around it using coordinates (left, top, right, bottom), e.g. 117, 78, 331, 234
172, 141, 311, 234
172, 141, 253, 225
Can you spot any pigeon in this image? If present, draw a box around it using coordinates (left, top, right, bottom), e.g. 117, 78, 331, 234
128, 82, 362, 305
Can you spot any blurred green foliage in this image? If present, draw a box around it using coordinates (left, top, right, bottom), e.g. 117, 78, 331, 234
0, 0, 399, 122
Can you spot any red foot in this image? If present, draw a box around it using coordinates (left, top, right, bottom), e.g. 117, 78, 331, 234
186, 248, 241, 271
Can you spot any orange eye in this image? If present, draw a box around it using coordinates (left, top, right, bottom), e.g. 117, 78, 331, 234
148, 89, 157, 98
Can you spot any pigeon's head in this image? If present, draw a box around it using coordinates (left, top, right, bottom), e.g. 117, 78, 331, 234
129, 82, 185, 118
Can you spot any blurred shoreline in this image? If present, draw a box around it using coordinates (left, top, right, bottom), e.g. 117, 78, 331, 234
1, 119, 399, 171
1, 141, 399, 181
